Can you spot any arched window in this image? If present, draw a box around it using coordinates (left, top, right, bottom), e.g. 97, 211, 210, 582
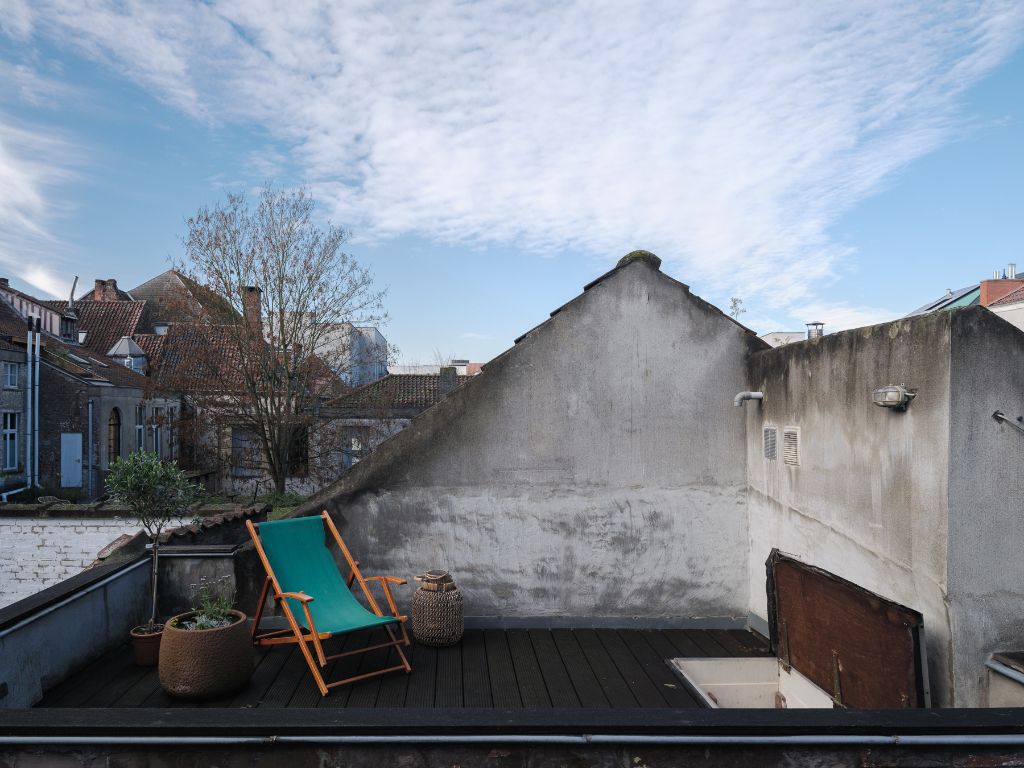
108, 408, 122, 464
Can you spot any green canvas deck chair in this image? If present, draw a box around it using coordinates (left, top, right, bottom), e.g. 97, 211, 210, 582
246, 512, 411, 696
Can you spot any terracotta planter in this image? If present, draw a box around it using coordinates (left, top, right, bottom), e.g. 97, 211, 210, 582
158, 610, 254, 699
129, 624, 164, 666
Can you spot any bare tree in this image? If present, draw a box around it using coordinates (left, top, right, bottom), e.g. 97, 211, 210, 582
165, 184, 387, 493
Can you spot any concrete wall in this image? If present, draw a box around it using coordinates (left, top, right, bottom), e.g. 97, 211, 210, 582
0, 557, 149, 708
989, 301, 1024, 333
744, 313, 955, 704
947, 309, 1024, 706
301, 258, 763, 619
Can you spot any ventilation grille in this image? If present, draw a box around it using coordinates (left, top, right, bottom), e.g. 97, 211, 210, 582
763, 427, 777, 460
782, 427, 800, 466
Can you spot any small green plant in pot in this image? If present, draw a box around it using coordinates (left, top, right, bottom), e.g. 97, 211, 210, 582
159, 576, 254, 699
105, 451, 199, 665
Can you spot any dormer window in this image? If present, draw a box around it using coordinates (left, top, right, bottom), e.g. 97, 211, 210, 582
60, 314, 77, 342
107, 336, 148, 374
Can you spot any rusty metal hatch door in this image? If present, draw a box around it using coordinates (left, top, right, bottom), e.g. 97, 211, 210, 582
766, 549, 930, 709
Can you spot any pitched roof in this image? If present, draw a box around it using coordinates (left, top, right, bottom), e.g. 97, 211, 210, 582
44, 300, 146, 357
129, 270, 238, 325
333, 373, 473, 415
0, 299, 147, 389
990, 285, 1024, 307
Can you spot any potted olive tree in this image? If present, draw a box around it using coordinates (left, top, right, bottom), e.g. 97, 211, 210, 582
159, 576, 254, 699
106, 451, 198, 666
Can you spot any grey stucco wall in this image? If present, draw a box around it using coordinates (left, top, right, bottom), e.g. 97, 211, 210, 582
745, 313, 954, 705
302, 260, 762, 619
947, 308, 1024, 707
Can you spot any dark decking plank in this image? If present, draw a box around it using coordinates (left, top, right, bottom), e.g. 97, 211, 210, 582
550, 629, 609, 709
314, 633, 364, 708
506, 630, 551, 708
661, 628, 708, 657
259, 645, 310, 708
36, 647, 122, 707
680, 629, 730, 657
528, 629, 580, 708
404, 642, 438, 708
375, 641, 414, 708
730, 629, 772, 655
228, 647, 292, 708
346, 628, 395, 708
573, 630, 639, 708
596, 630, 668, 708
460, 630, 492, 708
433, 641, 463, 708
616, 630, 701, 708
484, 630, 522, 709
709, 629, 763, 658
109, 665, 161, 708
87, 656, 154, 708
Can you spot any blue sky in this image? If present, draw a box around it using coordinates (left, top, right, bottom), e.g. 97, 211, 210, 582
1, 2, 1022, 364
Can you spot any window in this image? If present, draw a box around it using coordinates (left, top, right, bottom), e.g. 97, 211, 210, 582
763, 426, 777, 460
135, 405, 145, 452
108, 408, 122, 464
782, 427, 800, 466
2, 412, 17, 470
2, 362, 17, 389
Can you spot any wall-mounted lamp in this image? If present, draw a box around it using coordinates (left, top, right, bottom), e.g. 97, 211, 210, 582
872, 384, 916, 411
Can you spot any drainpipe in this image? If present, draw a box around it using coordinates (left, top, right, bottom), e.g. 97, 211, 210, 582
24, 319, 33, 486
87, 399, 94, 500
733, 391, 763, 407
33, 317, 41, 487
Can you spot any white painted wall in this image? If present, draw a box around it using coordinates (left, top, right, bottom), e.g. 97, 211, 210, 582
0, 516, 144, 607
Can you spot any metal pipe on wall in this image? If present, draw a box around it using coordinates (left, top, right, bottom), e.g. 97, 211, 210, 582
33, 317, 40, 487
87, 398, 94, 499
24, 320, 33, 487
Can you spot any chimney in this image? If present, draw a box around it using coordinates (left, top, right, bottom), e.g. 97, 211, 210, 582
806, 322, 824, 339
92, 278, 120, 302
980, 276, 1024, 307
242, 286, 262, 336
1010, 263, 1017, 280
0, 278, 8, 288
440, 366, 457, 396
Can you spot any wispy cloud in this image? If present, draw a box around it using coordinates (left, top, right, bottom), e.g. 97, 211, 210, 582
7, 1, 1024, 318
0, 117, 76, 297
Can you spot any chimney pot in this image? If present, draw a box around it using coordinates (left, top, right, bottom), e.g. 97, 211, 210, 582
1010, 263, 1017, 280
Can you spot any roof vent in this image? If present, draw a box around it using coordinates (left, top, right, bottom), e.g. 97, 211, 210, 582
782, 427, 800, 466
806, 322, 824, 339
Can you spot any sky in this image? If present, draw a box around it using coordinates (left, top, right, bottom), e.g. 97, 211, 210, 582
0, 1, 1022, 364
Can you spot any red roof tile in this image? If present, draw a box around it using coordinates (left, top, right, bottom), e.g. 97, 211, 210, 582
45, 300, 146, 356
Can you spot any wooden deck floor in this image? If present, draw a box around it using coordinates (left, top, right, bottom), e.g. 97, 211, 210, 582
36, 627, 770, 710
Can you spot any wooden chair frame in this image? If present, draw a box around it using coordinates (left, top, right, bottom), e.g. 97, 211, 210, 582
246, 512, 411, 696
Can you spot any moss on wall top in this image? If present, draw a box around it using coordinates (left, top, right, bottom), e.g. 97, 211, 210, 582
617, 250, 662, 270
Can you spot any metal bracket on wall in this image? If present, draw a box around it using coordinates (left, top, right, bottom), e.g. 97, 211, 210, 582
992, 411, 1024, 436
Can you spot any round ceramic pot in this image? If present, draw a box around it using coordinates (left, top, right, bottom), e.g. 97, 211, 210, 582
129, 624, 164, 666
158, 610, 254, 699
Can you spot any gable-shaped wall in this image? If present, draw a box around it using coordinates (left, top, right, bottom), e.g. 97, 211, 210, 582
301, 260, 762, 618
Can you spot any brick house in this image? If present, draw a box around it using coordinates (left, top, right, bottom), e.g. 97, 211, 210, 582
0, 280, 179, 500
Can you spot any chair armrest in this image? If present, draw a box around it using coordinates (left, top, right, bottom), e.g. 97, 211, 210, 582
366, 575, 407, 586
363, 576, 405, 617
279, 591, 314, 603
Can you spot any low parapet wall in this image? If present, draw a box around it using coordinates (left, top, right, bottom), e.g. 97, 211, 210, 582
0, 502, 266, 608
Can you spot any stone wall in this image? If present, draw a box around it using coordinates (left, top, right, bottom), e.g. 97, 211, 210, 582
297, 256, 765, 619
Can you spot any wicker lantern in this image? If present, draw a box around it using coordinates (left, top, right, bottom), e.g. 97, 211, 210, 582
411, 570, 464, 647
